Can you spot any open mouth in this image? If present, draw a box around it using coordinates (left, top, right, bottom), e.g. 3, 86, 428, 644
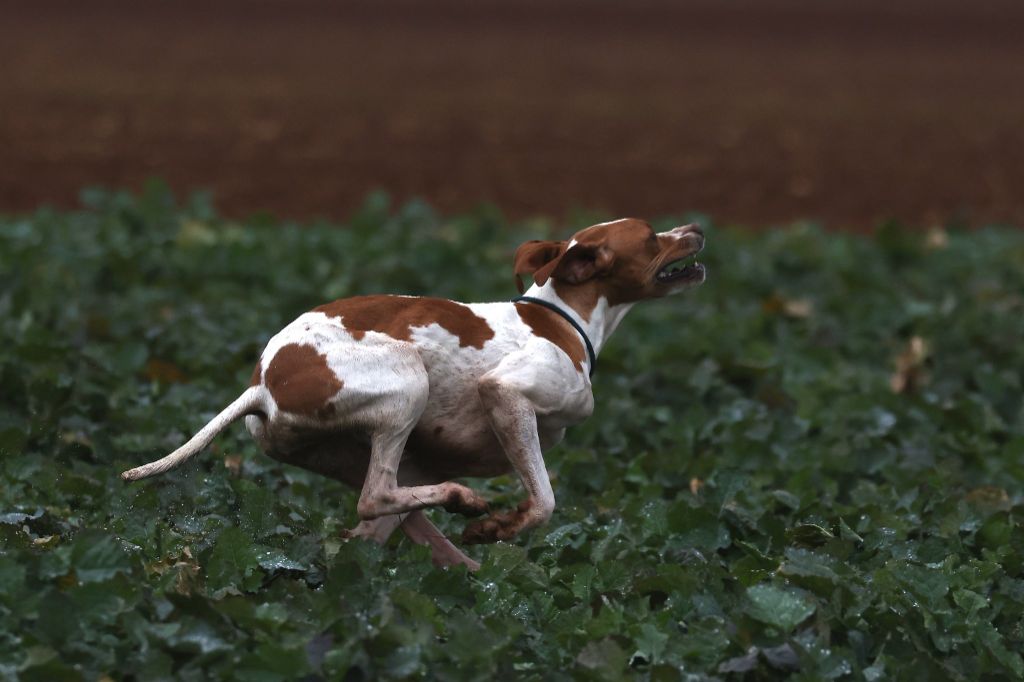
655, 256, 705, 284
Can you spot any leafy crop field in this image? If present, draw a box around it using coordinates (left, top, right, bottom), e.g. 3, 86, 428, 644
2, 186, 1024, 680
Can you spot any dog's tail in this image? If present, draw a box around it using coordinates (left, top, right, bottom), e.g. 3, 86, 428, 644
120, 386, 264, 482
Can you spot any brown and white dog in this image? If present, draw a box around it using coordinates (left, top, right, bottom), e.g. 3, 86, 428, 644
122, 218, 705, 569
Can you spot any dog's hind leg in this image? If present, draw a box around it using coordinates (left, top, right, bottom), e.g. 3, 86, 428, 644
356, 421, 489, 521
342, 511, 479, 570
291, 341, 486, 521
400, 511, 480, 570
343, 514, 405, 543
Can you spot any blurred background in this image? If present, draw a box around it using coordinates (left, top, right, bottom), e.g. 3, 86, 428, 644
1, 0, 1022, 229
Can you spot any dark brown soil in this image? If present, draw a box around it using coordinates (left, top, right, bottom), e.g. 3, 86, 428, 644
1, 0, 1022, 228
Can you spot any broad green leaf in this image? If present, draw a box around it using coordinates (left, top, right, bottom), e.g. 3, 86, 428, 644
746, 584, 816, 632
71, 530, 134, 583
205, 526, 260, 593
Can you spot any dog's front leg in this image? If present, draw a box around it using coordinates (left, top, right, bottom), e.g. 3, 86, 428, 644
462, 373, 556, 544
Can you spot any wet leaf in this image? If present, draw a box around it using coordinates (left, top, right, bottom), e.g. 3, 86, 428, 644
205, 526, 260, 593
746, 584, 816, 632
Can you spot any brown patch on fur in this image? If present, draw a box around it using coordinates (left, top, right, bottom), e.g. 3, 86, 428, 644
553, 219, 656, 311
513, 240, 566, 293
515, 219, 663, 321
264, 344, 343, 417
249, 359, 262, 387
551, 281, 602, 322
315, 295, 494, 348
543, 218, 701, 316
515, 302, 586, 372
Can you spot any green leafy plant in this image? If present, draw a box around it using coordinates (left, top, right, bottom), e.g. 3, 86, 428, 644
1, 184, 1023, 680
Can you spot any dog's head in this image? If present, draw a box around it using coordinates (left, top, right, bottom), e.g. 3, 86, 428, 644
514, 218, 705, 304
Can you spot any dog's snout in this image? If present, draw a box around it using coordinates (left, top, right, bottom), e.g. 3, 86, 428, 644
669, 223, 704, 251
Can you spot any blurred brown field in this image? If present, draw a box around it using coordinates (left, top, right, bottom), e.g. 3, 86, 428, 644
1, 0, 1022, 228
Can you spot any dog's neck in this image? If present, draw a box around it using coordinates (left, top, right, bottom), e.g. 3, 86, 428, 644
520, 282, 634, 356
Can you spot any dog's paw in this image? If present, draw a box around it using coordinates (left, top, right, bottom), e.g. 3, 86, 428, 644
441, 484, 489, 517
461, 501, 531, 544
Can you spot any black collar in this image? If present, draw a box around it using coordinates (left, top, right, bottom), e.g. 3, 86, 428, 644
512, 295, 597, 377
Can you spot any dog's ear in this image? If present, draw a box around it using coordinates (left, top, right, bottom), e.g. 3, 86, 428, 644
551, 241, 615, 285
513, 240, 566, 293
